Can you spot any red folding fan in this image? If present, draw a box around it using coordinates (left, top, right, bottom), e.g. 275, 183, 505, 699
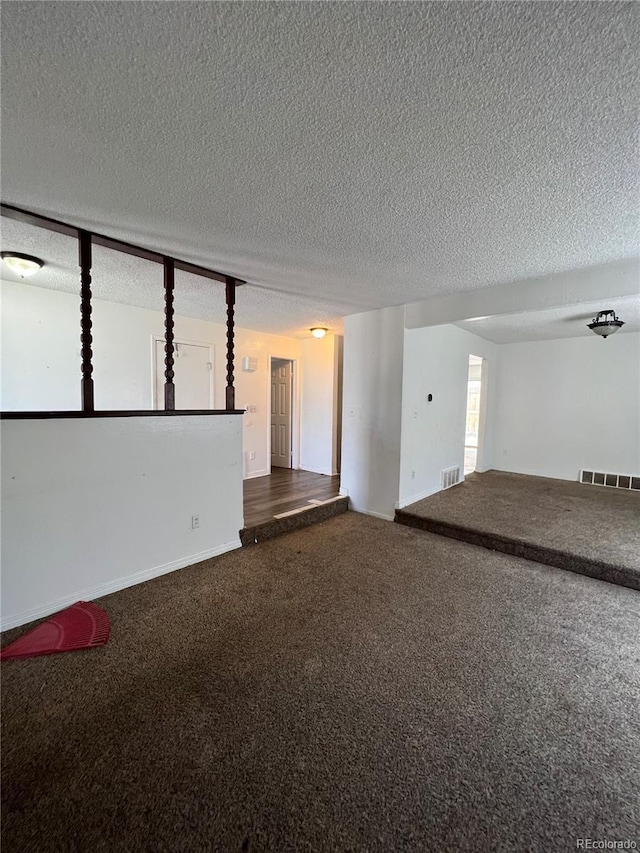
1, 601, 110, 661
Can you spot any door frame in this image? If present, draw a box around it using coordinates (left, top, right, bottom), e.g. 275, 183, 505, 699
150, 334, 214, 409
464, 354, 489, 475
475, 357, 489, 473
267, 354, 300, 472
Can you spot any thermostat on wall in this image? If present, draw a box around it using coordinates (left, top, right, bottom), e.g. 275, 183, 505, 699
242, 356, 258, 372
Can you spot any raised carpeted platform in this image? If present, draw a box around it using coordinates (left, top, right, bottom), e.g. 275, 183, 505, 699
240, 495, 349, 546
2, 513, 639, 851
396, 470, 640, 591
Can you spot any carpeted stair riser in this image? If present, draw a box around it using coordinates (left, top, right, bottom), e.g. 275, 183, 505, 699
241, 496, 349, 546
394, 511, 640, 592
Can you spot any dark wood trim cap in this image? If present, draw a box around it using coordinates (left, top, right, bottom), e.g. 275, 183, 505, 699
1, 410, 245, 420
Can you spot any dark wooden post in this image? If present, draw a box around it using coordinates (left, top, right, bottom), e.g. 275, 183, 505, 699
225, 276, 236, 411
79, 230, 94, 411
163, 258, 176, 410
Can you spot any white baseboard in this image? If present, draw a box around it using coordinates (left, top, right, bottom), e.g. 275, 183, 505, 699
351, 507, 395, 522
299, 464, 335, 476
0, 539, 242, 632
246, 467, 339, 480
396, 484, 441, 508
243, 469, 269, 480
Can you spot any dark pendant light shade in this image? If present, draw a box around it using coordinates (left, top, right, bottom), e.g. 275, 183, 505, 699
587, 309, 625, 339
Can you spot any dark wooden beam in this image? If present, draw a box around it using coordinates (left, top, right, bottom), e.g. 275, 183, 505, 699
92, 234, 163, 264
225, 277, 236, 411
1, 203, 245, 286
0, 203, 78, 238
163, 258, 176, 411
79, 231, 94, 412
174, 259, 231, 284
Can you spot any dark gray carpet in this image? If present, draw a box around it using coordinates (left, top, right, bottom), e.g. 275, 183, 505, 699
396, 470, 640, 591
2, 512, 640, 852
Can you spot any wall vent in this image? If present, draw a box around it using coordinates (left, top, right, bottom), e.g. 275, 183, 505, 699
441, 465, 461, 490
579, 470, 640, 491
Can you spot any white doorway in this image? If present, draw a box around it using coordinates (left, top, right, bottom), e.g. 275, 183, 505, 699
464, 355, 484, 475
153, 338, 213, 409
270, 358, 293, 470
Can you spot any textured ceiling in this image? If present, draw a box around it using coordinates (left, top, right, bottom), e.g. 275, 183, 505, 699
1, 0, 638, 328
456, 294, 640, 344
4, 217, 636, 342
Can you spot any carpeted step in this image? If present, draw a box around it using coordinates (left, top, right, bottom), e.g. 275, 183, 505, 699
241, 496, 349, 546
394, 509, 640, 592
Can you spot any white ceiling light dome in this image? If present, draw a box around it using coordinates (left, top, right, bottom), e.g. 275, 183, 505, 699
1, 251, 45, 278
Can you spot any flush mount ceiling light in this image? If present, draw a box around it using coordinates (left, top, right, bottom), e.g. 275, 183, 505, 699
1, 251, 45, 278
587, 309, 625, 339
310, 327, 328, 339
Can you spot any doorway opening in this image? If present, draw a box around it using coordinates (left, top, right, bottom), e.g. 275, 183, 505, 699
464, 354, 484, 475
270, 357, 294, 470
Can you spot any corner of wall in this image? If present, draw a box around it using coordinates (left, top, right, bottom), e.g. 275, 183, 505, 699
341, 306, 405, 519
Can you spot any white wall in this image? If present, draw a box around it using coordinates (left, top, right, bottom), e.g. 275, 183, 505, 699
236, 330, 301, 478
1, 415, 243, 629
0, 280, 341, 480
341, 306, 405, 520
300, 334, 343, 475
337, 301, 639, 520
492, 333, 640, 481
1, 278, 82, 410
399, 324, 498, 507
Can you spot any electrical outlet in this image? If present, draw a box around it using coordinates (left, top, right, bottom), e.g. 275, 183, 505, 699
411, 470, 415, 480
249, 451, 256, 461
191, 515, 200, 529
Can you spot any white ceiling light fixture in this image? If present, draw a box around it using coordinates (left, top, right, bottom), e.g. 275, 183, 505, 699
1, 251, 45, 278
310, 327, 328, 339
587, 309, 625, 339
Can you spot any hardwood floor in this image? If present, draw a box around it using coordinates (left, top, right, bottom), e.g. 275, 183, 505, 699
243, 468, 341, 528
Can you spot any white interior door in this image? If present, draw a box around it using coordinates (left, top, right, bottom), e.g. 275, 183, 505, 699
271, 359, 292, 469
155, 340, 212, 409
